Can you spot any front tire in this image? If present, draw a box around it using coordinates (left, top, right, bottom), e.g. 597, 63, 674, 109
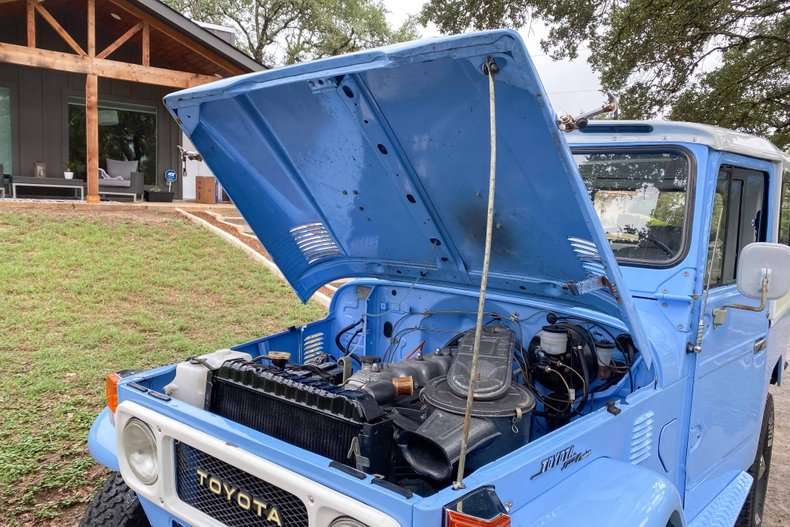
80, 473, 150, 527
736, 393, 774, 527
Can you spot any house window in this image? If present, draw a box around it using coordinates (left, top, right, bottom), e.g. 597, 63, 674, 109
706, 165, 768, 286
68, 100, 157, 185
780, 171, 790, 246
0, 86, 11, 175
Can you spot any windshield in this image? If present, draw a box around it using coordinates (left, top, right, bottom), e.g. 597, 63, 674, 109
574, 150, 691, 264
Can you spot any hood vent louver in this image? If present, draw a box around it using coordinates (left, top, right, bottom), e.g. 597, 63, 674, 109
568, 237, 607, 277
630, 411, 655, 465
290, 222, 342, 264
302, 332, 325, 363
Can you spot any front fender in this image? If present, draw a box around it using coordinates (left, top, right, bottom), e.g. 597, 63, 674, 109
511, 458, 684, 527
88, 406, 119, 471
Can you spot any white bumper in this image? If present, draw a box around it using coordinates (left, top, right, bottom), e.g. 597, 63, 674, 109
115, 401, 400, 527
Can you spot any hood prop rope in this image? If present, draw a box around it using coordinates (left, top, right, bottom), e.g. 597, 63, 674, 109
453, 56, 499, 490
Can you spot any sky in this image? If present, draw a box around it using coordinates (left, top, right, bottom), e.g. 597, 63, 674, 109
383, 0, 605, 116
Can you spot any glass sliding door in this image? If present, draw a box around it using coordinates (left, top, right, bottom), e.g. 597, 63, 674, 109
68, 99, 157, 185
0, 86, 11, 176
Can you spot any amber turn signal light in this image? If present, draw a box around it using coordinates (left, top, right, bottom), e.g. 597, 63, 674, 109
444, 487, 511, 527
106, 372, 121, 413
446, 510, 511, 527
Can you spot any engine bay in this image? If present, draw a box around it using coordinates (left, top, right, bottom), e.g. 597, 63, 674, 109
163, 283, 651, 496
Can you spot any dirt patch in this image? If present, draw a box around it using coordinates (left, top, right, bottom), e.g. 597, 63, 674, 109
766, 385, 789, 527
189, 209, 272, 257
0, 203, 181, 224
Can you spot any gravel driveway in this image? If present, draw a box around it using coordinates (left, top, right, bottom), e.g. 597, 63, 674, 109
766, 385, 789, 526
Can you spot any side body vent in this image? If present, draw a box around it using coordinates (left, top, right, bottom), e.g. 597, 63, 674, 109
302, 332, 325, 363
630, 411, 655, 465
290, 222, 342, 264
568, 237, 607, 277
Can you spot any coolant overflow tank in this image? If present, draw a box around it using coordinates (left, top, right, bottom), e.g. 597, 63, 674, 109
164, 349, 251, 407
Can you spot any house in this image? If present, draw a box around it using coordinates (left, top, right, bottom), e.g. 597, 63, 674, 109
0, 0, 261, 202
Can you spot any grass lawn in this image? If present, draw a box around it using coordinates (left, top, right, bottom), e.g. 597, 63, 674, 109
0, 209, 325, 526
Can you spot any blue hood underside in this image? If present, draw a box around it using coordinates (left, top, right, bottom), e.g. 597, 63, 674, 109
165, 30, 654, 367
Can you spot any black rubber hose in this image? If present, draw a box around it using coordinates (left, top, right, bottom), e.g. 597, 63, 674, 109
343, 328, 364, 364
335, 318, 363, 356
550, 323, 593, 414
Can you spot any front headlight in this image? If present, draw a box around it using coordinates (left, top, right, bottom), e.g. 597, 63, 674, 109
122, 418, 159, 485
329, 518, 368, 527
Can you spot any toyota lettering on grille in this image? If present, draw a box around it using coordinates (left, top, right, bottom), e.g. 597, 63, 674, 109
196, 469, 283, 526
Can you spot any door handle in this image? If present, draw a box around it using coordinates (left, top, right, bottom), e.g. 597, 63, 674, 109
754, 337, 767, 353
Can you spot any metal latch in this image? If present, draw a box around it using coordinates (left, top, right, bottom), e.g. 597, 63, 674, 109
712, 308, 728, 328
754, 337, 767, 353
565, 275, 620, 301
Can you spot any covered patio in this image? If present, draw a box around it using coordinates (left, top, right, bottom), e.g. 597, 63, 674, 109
0, 0, 259, 202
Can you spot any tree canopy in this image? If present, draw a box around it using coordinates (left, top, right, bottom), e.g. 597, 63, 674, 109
165, 0, 418, 68
421, 0, 790, 149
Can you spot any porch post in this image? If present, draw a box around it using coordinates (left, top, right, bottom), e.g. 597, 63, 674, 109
86, 73, 99, 203
85, 0, 99, 203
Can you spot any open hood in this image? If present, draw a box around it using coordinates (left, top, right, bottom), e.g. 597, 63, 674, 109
165, 30, 654, 367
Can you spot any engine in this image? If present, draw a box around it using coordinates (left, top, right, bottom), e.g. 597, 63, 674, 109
165, 314, 635, 495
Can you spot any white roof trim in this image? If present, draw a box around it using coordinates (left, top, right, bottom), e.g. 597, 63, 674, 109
195, 21, 235, 34
567, 120, 789, 166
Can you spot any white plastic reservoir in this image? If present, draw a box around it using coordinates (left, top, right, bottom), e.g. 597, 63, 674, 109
164, 349, 251, 407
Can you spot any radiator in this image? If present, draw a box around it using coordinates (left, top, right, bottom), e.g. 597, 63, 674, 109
207, 362, 393, 473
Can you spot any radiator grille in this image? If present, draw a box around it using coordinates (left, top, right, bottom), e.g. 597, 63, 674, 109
175, 441, 308, 527
209, 378, 360, 464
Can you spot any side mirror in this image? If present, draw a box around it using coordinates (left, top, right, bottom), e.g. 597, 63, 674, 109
736, 242, 790, 300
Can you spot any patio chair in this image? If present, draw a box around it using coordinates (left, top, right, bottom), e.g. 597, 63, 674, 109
99, 158, 144, 200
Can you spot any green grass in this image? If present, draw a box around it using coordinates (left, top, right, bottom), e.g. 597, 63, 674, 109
0, 210, 325, 525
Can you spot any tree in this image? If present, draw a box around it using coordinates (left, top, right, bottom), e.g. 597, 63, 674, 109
420, 0, 790, 149
165, 0, 419, 67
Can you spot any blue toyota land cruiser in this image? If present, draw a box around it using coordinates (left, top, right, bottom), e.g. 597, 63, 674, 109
81, 30, 790, 527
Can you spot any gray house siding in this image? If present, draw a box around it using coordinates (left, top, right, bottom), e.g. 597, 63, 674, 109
0, 62, 182, 198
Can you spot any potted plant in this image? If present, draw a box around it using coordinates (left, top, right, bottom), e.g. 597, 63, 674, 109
144, 185, 174, 203
64, 161, 76, 180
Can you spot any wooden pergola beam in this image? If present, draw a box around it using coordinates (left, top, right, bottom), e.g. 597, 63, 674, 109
87, 0, 96, 57
0, 42, 218, 88
26, 0, 35, 48
109, 0, 245, 76
34, 3, 87, 56
142, 22, 150, 66
97, 22, 142, 59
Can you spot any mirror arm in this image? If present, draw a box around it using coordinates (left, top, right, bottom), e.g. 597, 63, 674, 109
721, 272, 770, 313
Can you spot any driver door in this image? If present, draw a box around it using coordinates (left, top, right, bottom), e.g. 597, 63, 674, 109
684, 165, 770, 517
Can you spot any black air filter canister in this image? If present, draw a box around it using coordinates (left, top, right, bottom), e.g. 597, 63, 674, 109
447, 325, 516, 400
400, 377, 535, 481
